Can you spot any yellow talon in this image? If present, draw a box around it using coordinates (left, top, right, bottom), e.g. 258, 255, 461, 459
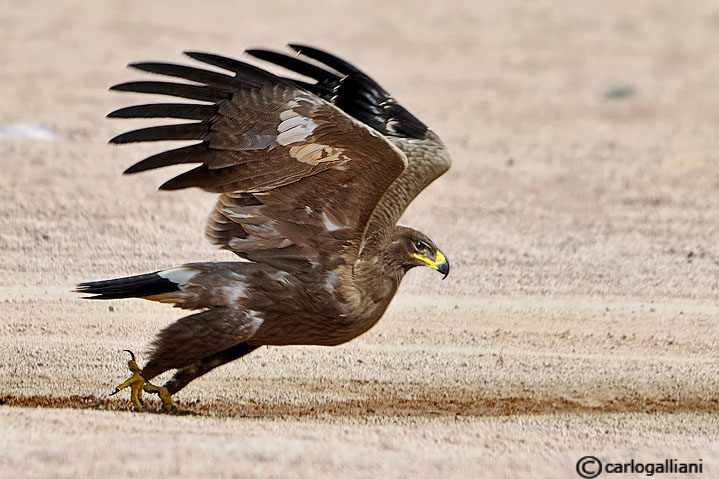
113, 371, 145, 410
110, 350, 175, 412
109, 350, 146, 410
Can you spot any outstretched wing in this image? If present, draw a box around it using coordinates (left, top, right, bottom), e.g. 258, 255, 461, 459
245, 44, 452, 232
109, 51, 407, 269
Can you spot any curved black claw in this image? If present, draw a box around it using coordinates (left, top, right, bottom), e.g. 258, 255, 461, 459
111, 350, 146, 410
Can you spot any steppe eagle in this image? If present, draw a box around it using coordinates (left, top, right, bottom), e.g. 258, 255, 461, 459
77, 45, 451, 412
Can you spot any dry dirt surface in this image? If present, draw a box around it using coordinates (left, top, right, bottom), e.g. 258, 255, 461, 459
2, 1, 719, 478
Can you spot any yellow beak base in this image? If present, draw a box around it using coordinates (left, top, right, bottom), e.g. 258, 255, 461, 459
413, 251, 450, 279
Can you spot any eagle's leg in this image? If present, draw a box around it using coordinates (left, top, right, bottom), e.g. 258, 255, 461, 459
162, 343, 259, 395
120, 310, 261, 412
109, 350, 175, 412
130, 344, 257, 412
109, 350, 147, 411
142, 382, 176, 413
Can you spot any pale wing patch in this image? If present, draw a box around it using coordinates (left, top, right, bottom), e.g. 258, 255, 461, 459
246, 310, 264, 328
320, 210, 348, 232
273, 271, 291, 286
158, 266, 199, 286
243, 220, 283, 239
276, 111, 317, 146
239, 310, 264, 339
220, 283, 248, 305
325, 271, 339, 291
220, 208, 254, 220
221, 206, 264, 222
276, 94, 325, 146
289, 143, 345, 166
279, 109, 299, 121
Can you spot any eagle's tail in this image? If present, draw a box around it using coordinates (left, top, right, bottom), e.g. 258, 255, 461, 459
75, 271, 180, 300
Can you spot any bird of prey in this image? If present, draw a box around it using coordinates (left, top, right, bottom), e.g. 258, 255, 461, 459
76, 44, 452, 412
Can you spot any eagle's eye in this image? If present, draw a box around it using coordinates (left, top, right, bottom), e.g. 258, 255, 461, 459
413, 240, 428, 252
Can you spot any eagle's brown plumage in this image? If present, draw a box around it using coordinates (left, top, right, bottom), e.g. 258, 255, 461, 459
243, 45, 452, 233
76, 45, 451, 411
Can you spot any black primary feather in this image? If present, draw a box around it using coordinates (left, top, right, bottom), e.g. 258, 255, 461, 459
107, 103, 216, 120
109, 122, 209, 144
127, 62, 238, 89
110, 81, 231, 103
244, 49, 340, 83
246, 45, 428, 139
182, 51, 282, 90
123, 143, 209, 174
288, 44, 365, 75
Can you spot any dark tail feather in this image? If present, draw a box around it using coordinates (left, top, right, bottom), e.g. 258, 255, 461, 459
75, 272, 179, 300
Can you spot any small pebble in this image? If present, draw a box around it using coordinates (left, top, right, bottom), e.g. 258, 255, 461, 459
604, 85, 636, 99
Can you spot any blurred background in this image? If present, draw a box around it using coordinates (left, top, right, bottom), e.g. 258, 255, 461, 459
1, 2, 719, 477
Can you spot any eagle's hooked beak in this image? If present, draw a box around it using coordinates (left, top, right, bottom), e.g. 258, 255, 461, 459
413, 251, 450, 279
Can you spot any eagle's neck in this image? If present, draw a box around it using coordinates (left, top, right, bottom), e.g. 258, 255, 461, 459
352, 228, 405, 302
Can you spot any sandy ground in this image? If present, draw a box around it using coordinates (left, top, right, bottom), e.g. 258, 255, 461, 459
1, 0, 719, 477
